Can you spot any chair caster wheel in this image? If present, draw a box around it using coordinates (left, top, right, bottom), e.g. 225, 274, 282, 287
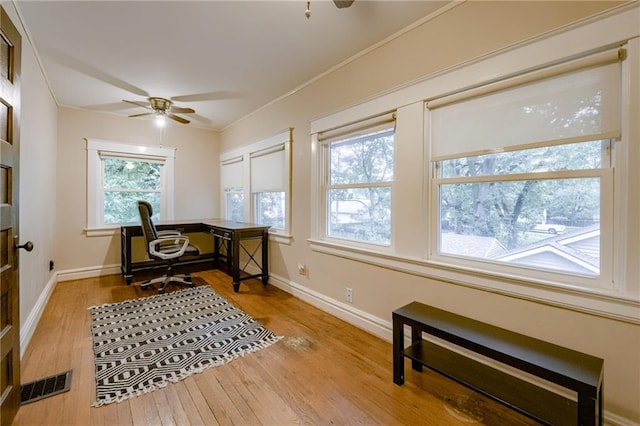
158, 289, 165, 294
141, 286, 151, 291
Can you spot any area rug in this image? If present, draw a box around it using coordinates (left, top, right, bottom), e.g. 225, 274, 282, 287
89, 285, 281, 407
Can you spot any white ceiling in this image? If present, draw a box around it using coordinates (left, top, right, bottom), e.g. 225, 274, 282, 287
14, 0, 448, 130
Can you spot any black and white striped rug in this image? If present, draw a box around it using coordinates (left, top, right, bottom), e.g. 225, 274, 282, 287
89, 285, 281, 407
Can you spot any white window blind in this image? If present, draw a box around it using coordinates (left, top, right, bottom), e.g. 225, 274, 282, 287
428, 49, 622, 160
250, 145, 285, 193
221, 157, 243, 190
318, 111, 396, 144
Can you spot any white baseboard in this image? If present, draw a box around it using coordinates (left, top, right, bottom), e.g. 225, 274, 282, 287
56, 263, 121, 282
20, 273, 57, 356
267, 271, 393, 343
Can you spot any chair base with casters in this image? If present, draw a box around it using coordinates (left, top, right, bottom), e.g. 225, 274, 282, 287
136, 200, 200, 294
141, 263, 195, 294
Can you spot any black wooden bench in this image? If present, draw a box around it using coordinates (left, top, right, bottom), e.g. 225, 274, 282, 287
392, 301, 603, 425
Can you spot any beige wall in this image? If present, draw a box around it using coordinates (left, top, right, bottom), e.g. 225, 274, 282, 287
55, 108, 220, 272
221, 1, 639, 423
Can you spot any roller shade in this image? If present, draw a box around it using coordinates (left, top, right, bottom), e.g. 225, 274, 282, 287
250, 145, 285, 193
221, 156, 243, 190
318, 111, 396, 144
429, 49, 622, 160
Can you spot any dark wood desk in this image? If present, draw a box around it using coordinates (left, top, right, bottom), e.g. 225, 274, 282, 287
203, 220, 270, 292
120, 220, 270, 292
393, 302, 603, 425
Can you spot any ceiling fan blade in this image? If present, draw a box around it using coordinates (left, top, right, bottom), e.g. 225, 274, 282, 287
128, 112, 153, 118
168, 114, 190, 124
171, 91, 242, 102
169, 106, 195, 114
123, 100, 152, 110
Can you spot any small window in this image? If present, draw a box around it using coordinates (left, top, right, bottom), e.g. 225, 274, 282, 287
220, 129, 292, 240
102, 158, 162, 224
254, 191, 285, 229
226, 190, 244, 222
86, 139, 175, 235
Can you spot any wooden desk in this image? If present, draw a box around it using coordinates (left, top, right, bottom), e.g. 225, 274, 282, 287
203, 220, 270, 292
121, 220, 270, 292
393, 302, 603, 425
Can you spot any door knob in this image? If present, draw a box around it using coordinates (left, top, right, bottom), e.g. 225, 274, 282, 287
16, 240, 34, 252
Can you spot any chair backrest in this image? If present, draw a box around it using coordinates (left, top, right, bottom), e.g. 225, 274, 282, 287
137, 200, 158, 252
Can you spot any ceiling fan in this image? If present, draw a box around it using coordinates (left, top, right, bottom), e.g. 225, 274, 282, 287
123, 97, 195, 124
305, 0, 354, 18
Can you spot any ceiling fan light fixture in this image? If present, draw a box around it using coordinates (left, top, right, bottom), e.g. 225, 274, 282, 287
155, 112, 166, 127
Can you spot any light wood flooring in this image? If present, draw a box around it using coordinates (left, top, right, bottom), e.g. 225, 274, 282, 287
13, 269, 538, 425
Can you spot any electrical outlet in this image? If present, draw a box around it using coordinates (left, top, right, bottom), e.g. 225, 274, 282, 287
297, 263, 307, 275
345, 287, 353, 303
49, 260, 54, 271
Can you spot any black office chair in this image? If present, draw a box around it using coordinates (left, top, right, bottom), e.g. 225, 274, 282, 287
137, 200, 200, 294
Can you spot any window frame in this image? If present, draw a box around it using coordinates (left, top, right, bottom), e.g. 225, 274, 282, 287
429, 138, 615, 290
308, 8, 639, 323
85, 138, 176, 236
319, 122, 396, 248
219, 129, 293, 244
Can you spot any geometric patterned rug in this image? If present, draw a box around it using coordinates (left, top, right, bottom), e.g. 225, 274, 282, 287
89, 285, 282, 407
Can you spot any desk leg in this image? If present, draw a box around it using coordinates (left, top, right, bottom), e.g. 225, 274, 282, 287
232, 235, 241, 292
213, 235, 220, 269
261, 229, 269, 285
393, 316, 405, 385
577, 392, 597, 426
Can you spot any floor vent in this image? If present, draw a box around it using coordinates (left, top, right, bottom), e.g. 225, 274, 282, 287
20, 370, 72, 405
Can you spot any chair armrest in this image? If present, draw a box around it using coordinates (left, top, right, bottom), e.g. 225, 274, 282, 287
149, 236, 190, 260
157, 230, 182, 237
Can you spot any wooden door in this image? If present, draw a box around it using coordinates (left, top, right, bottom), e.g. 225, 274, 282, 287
0, 6, 21, 425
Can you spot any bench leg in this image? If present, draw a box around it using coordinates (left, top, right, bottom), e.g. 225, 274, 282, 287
411, 327, 423, 372
393, 317, 405, 385
577, 392, 598, 426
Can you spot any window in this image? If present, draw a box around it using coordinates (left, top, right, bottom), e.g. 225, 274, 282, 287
251, 145, 287, 230
428, 48, 621, 289
322, 125, 395, 245
86, 139, 175, 235
219, 129, 292, 242
102, 157, 162, 224
221, 156, 244, 222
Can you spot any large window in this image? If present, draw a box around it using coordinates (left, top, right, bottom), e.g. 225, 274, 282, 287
219, 129, 292, 242
323, 126, 394, 245
86, 139, 175, 235
428, 49, 621, 289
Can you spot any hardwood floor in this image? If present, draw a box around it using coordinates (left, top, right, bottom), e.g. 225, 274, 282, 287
13, 270, 538, 425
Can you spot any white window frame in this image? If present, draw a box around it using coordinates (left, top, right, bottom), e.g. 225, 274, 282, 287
314, 113, 396, 249
309, 6, 640, 323
85, 138, 176, 236
219, 129, 293, 244
429, 139, 614, 291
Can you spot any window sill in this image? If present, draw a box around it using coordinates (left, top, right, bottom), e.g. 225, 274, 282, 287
269, 232, 293, 245
307, 238, 640, 324
84, 226, 119, 237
